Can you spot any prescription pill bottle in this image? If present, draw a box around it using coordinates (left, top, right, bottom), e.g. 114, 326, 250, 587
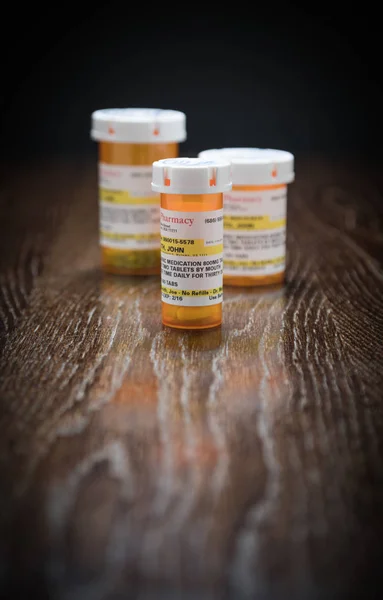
198, 148, 294, 286
91, 108, 186, 275
152, 158, 232, 330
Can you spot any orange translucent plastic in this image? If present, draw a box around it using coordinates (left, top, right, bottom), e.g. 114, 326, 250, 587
224, 183, 286, 287
161, 192, 223, 330
99, 141, 178, 275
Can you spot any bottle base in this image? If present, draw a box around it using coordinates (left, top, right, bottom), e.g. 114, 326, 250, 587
162, 303, 222, 330
101, 248, 160, 276
223, 271, 285, 287
162, 320, 221, 330
102, 265, 161, 276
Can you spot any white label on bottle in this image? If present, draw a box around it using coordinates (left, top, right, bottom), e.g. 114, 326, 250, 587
223, 187, 287, 276
161, 208, 223, 306
98, 163, 159, 250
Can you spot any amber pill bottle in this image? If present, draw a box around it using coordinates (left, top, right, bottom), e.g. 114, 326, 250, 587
91, 109, 186, 275
151, 158, 232, 330
198, 148, 294, 286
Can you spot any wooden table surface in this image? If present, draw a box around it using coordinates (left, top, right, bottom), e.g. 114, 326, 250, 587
1, 156, 383, 600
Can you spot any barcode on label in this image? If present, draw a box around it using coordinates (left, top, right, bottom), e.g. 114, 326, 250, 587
101, 205, 130, 224
100, 204, 159, 226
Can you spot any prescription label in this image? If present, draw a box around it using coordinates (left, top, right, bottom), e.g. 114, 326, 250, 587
223, 187, 287, 276
99, 163, 159, 250
161, 209, 223, 306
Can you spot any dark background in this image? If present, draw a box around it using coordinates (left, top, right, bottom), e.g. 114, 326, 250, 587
0, 4, 382, 162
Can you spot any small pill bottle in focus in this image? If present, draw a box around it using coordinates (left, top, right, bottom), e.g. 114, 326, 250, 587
198, 148, 294, 286
152, 158, 232, 330
91, 108, 186, 275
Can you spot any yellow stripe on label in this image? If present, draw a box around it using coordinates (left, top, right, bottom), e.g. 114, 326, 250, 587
224, 216, 286, 230
101, 231, 160, 241
161, 286, 223, 297
161, 237, 223, 257
100, 188, 159, 205
224, 257, 284, 267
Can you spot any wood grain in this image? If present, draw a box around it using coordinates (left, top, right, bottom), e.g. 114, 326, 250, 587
0, 156, 383, 600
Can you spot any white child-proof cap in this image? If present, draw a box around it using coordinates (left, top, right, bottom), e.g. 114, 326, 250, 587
91, 108, 186, 143
198, 148, 294, 186
151, 157, 232, 194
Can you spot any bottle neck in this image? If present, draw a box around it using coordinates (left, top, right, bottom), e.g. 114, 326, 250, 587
231, 183, 287, 191
161, 193, 223, 212
99, 141, 179, 165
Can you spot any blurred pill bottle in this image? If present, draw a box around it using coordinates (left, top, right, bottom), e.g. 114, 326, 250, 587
91, 108, 186, 275
199, 148, 294, 286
